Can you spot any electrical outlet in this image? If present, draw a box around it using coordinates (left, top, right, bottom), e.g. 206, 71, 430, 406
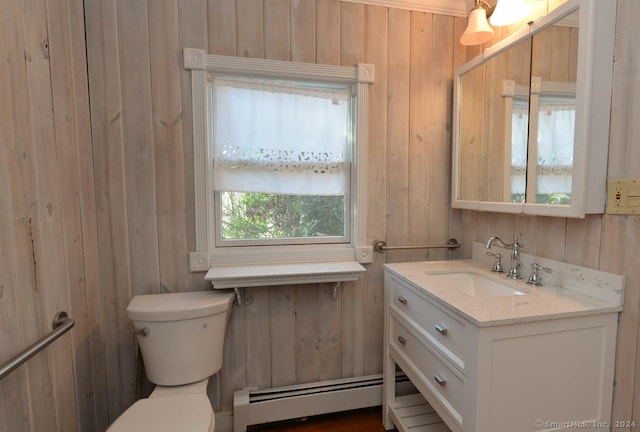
607, 178, 640, 215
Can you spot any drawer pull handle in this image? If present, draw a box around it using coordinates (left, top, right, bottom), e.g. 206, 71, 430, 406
398, 296, 407, 305
435, 324, 448, 336
397, 336, 407, 345
434, 373, 447, 387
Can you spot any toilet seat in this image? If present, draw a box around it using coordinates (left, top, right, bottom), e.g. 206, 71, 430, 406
107, 394, 214, 432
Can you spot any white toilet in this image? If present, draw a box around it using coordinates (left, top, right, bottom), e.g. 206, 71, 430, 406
107, 290, 235, 432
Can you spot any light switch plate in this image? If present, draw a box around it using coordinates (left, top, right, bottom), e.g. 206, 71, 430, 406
607, 178, 640, 214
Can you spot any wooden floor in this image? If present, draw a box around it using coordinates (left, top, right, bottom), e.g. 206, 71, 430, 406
250, 408, 393, 432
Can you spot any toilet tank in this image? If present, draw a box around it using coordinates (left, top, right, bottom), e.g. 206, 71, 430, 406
127, 290, 235, 386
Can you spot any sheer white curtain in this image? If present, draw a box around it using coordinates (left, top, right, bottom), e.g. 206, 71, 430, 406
536, 99, 575, 195
210, 77, 352, 196
511, 102, 528, 196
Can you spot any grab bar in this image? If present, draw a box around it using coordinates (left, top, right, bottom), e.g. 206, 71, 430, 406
0, 311, 75, 380
373, 238, 461, 253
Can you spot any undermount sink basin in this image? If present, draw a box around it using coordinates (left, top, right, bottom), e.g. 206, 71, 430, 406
426, 270, 528, 298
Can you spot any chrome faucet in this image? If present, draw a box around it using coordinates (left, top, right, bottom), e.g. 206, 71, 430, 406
486, 251, 504, 273
484, 236, 524, 279
526, 263, 553, 286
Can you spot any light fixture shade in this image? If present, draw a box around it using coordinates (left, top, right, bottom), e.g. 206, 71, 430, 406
460, 7, 495, 46
489, 0, 531, 27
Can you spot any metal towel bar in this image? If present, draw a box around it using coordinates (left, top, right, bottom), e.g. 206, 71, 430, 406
373, 238, 461, 253
0, 311, 75, 381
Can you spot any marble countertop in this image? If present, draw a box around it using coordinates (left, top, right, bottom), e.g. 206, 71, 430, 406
384, 257, 624, 327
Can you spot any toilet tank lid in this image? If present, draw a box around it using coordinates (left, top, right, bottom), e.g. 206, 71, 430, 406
127, 290, 235, 321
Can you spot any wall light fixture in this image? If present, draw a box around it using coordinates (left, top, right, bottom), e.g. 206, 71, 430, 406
460, 0, 495, 46
460, 0, 532, 46
490, 0, 531, 26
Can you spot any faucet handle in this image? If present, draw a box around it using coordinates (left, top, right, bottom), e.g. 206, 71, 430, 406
527, 263, 553, 285
486, 252, 504, 273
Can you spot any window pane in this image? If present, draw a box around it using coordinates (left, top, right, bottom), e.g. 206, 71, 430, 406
220, 192, 346, 241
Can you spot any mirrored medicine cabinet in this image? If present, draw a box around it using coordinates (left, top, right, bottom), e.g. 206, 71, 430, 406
452, 0, 617, 218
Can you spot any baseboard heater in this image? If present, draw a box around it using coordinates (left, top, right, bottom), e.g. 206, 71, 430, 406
233, 372, 412, 432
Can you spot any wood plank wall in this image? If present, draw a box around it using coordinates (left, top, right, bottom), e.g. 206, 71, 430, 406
0, 0, 107, 431
3, 0, 640, 431
83, 0, 464, 424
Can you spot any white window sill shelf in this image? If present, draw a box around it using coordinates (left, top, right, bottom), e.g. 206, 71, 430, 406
204, 261, 366, 289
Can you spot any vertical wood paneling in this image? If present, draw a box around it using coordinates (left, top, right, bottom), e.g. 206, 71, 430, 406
244, 288, 272, 388
600, 216, 640, 430
317, 0, 341, 65
46, 0, 98, 427
208, 0, 236, 56
148, 0, 189, 292
565, 216, 601, 268
318, 283, 343, 381
534, 217, 566, 260
295, 284, 321, 383
65, 0, 109, 428
0, 5, 31, 423
117, 0, 160, 298
1, 0, 106, 430
265, 0, 291, 60
607, 1, 640, 425
407, 11, 432, 263
2, 1, 58, 429
514, 215, 539, 256
115, 0, 159, 415
386, 8, 411, 264
236, 0, 263, 58
85, 0, 134, 420
25, 1, 75, 428
291, 0, 316, 63
428, 14, 454, 261
363, 3, 387, 377
269, 286, 296, 387
220, 300, 246, 412
449, 17, 471, 255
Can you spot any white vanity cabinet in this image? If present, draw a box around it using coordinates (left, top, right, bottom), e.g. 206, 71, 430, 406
383, 268, 620, 432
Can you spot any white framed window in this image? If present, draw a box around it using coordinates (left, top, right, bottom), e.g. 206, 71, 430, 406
211, 77, 351, 246
183, 48, 374, 280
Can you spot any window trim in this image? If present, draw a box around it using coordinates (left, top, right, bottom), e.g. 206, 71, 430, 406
184, 48, 374, 272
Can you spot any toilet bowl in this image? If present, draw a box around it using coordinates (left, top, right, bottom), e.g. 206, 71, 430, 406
107, 290, 235, 432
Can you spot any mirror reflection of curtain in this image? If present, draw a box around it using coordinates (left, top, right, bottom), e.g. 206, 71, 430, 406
535, 98, 575, 197
511, 100, 528, 200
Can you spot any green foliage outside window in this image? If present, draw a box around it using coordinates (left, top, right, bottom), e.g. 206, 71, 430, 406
510, 193, 571, 205
221, 192, 345, 240
536, 193, 571, 204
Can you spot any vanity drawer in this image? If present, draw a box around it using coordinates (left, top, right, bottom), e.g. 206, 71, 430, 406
390, 276, 468, 371
390, 316, 465, 428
